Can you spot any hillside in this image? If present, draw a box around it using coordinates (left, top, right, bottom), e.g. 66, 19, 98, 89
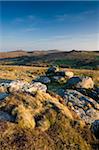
0, 50, 99, 69
0, 65, 99, 150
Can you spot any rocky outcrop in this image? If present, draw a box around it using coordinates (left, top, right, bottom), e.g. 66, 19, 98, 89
36, 66, 74, 84
0, 80, 47, 94
62, 90, 99, 123
0, 66, 98, 146
0, 90, 73, 130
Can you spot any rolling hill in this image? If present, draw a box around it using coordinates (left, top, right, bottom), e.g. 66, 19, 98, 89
0, 50, 99, 69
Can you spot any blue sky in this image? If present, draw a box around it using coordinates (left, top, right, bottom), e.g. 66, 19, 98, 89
0, 1, 99, 51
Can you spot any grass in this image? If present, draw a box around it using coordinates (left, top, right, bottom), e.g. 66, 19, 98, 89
0, 112, 96, 150
0, 65, 98, 87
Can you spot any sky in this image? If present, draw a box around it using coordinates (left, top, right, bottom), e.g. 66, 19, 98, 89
0, 1, 99, 51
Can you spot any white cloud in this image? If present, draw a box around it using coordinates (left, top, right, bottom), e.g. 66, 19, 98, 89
27, 15, 35, 21
13, 18, 24, 24
22, 27, 37, 32
55, 10, 98, 22
12, 15, 36, 24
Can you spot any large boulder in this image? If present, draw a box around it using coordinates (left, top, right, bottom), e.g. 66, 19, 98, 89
66, 76, 94, 89
8, 80, 28, 93
63, 89, 99, 123
0, 80, 47, 94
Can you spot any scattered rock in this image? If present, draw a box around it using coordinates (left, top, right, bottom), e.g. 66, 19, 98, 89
46, 66, 74, 82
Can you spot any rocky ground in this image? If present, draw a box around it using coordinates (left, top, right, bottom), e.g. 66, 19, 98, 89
0, 66, 99, 150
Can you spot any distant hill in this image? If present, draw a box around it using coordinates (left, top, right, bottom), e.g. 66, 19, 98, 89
0, 50, 60, 59
0, 50, 99, 69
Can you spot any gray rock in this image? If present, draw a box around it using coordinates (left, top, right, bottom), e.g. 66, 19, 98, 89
0, 79, 12, 84
91, 120, 99, 139
26, 82, 47, 93
77, 88, 99, 103
52, 76, 65, 83
0, 93, 9, 101
56, 71, 66, 76
0, 111, 15, 122
66, 77, 81, 88
8, 80, 28, 92
46, 66, 59, 75
0, 80, 47, 94
35, 76, 51, 84
66, 76, 94, 89
63, 89, 99, 123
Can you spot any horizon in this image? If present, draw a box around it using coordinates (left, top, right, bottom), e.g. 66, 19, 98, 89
0, 1, 99, 52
